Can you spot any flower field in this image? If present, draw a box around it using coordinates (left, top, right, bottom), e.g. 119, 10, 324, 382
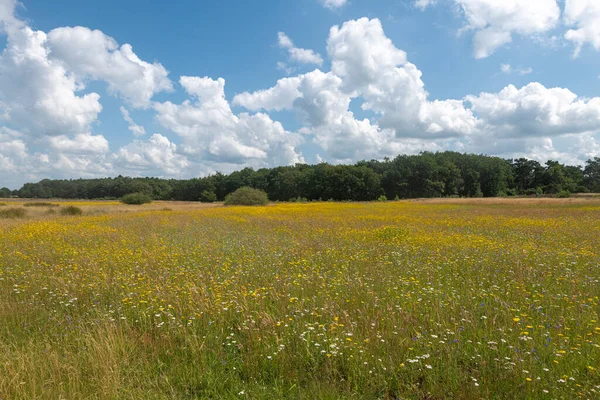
0, 200, 599, 399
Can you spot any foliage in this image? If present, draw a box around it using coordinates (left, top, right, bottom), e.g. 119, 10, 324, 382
60, 206, 83, 215
0, 200, 599, 398
377, 194, 388, 202
0, 207, 26, 218
557, 190, 572, 198
8, 152, 600, 202
199, 190, 217, 203
121, 192, 153, 205
224, 187, 269, 206
0, 187, 12, 198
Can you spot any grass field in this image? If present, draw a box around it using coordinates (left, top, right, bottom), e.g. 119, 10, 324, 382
0, 199, 599, 399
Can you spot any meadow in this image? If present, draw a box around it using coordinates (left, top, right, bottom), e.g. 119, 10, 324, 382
0, 199, 599, 399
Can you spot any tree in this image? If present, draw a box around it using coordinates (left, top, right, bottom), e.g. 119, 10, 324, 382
584, 158, 600, 192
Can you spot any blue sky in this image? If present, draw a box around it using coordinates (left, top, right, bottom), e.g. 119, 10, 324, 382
1, 0, 600, 188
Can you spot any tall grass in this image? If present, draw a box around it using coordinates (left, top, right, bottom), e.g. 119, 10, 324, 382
0, 207, 26, 218
0, 200, 599, 398
23, 202, 60, 207
60, 206, 83, 215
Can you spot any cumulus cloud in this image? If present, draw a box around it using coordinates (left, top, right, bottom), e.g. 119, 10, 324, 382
47, 27, 172, 108
0, 26, 103, 137
114, 133, 188, 176
232, 75, 301, 111
235, 17, 600, 165
327, 18, 407, 90
416, 0, 560, 58
278, 32, 323, 66
466, 83, 600, 137
120, 107, 146, 136
564, 0, 600, 57
47, 133, 109, 154
154, 76, 304, 167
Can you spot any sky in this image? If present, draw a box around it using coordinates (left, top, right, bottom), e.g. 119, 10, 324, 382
1, 0, 600, 188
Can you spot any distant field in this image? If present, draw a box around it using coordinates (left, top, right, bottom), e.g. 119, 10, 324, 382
0, 199, 599, 399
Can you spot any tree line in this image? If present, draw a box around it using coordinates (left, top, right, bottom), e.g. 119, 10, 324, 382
4, 152, 600, 201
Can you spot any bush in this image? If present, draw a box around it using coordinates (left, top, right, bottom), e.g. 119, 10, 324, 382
0, 207, 26, 218
200, 190, 217, 203
557, 190, 572, 198
23, 202, 59, 207
60, 206, 83, 216
377, 195, 388, 202
121, 192, 153, 205
224, 187, 269, 206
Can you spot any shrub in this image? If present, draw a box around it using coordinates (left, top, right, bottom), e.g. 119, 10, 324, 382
224, 187, 269, 206
377, 195, 388, 202
557, 190, 571, 198
0, 208, 26, 218
23, 202, 59, 207
121, 192, 153, 205
200, 190, 217, 203
393, 195, 400, 201
60, 206, 83, 216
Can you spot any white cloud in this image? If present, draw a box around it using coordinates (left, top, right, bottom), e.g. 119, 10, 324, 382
114, 133, 189, 176
501, 64, 533, 75
47, 26, 173, 107
327, 18, 407, 90
416, 0, 561, 58
236, 17, 600, 165
0, 26, 103, 137
47, 133, 109, 154
232, 76, 302, 111
319, 0, 348, 10
278, 32, 323, 66
120, 107, 146, 136
564, 0, 600, 57
0, 1, 170, 137
154, 76, 304, 167
415, 0, 437, 10
466, 83, 600, 137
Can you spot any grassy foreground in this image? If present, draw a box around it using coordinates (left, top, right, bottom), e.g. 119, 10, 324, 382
0, 200, 599, 399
